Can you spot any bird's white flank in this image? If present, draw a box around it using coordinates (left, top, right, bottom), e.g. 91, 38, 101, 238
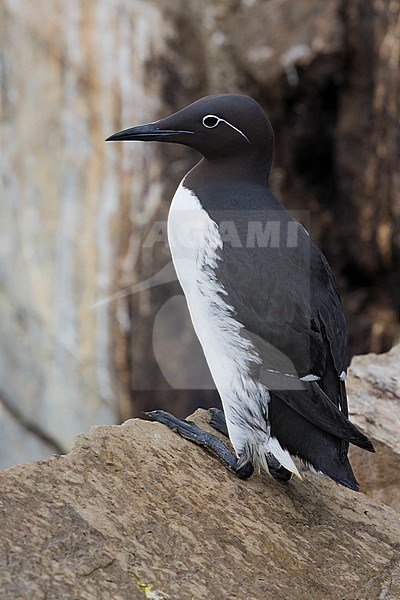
167, 181, 301, 478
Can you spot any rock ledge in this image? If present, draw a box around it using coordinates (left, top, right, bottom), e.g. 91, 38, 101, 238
0, 409, 400, 599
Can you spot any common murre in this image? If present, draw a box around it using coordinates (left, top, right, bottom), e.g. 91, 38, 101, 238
107, 94, 374, 490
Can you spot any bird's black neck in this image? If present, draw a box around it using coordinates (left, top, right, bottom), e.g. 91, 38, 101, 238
183, 155, 276, 214
186, 155, 271, 189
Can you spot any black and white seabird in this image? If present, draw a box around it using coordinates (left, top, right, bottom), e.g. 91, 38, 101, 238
107, 94, 374, 491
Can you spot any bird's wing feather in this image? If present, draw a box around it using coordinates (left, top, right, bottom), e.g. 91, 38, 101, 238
213, 207, 349, 410
184, 164, 373, 453
259, 371, 374, 451
212, 212, 375, 451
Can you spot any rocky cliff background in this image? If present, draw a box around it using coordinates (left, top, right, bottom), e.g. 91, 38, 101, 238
0, 0, 399, 467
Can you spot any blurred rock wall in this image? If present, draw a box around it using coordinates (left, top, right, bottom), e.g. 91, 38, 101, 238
0, 0, 177, 465
0, 0, 399, 466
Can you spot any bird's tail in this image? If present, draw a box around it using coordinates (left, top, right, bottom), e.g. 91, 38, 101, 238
272, 383, 375, 453
326, 456, 360, 491
268, 392, 364, 491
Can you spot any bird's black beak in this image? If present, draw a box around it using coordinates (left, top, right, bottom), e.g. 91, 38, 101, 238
106, 121, 194, 142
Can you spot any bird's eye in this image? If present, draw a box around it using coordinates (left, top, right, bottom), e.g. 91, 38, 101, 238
202, 115, 220, 128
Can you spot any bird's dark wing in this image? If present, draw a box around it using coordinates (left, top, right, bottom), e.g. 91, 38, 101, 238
255, 370, 373, 451
214, 210, 347, 388
211, 206, 372, 450
188, 173, 373, 452
308, 248, 349, 410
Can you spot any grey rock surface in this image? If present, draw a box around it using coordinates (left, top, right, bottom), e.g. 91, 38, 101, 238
0, 410, 400, 599
348, 344, 400, 512
1, 0, 399, 472
0, 401, 58, 467
0, 0, 174, 464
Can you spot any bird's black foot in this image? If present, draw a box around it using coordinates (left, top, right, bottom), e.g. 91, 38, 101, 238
209, 407, 229, 436
209, 408, 292, 483
146, 410, 254, 480
265, 454, 293, 482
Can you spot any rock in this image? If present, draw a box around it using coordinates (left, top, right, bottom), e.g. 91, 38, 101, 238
348, 344, 400, 513
337, 0, 400, 279
0, 0, 183, 465
228, 0, 343, 89
1, 410, 400, 599
0, 399, 59, 467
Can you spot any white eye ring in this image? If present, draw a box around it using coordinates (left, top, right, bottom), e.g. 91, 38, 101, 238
202, 115, 220, 128
201, 114, 251, 143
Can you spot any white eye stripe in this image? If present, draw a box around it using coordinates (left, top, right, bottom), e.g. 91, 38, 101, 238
202, 114, 251, 143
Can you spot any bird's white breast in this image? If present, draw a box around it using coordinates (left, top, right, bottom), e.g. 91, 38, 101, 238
167, 181, 260, 391
167, 181, 300, 477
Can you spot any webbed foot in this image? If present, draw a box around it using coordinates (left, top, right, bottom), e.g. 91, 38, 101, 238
208, 408, 292, 483
146, 409, 253, 480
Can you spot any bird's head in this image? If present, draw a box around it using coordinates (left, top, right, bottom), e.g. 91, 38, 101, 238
106, 94, 274, 162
